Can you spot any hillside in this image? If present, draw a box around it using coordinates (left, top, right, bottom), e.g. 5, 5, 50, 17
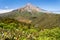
0, 3, 60, 29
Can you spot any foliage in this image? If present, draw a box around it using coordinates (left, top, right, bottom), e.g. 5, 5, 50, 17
0, 22, 60, 40
0, 18, 60, 40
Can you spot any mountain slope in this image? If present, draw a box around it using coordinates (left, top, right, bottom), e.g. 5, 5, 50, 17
0, 3, 60, 28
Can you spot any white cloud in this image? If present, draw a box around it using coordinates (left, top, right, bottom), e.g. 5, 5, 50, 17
0, 9, 14, 14
0, 6, 14, 13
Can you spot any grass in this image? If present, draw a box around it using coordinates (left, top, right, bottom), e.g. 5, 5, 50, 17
0, 19, 60, 40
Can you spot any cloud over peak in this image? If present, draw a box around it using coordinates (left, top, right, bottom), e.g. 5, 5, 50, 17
0, 9, 14, 13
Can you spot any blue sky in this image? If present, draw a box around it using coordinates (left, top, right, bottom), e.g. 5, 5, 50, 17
0, 0, 60, 11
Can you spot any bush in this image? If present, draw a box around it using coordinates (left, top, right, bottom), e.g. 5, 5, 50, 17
0, 20, 60, 40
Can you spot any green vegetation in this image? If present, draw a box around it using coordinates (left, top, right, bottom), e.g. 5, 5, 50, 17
0, 9, 60, 40
0, 19, 60, 40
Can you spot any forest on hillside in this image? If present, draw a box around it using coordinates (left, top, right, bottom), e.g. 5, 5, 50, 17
0, 18, 60, 40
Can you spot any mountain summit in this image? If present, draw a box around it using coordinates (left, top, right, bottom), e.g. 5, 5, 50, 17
18, 3, 45, 12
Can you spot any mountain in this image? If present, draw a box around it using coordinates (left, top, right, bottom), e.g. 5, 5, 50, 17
18, 3, 47, 13
0, 3, 60, 28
